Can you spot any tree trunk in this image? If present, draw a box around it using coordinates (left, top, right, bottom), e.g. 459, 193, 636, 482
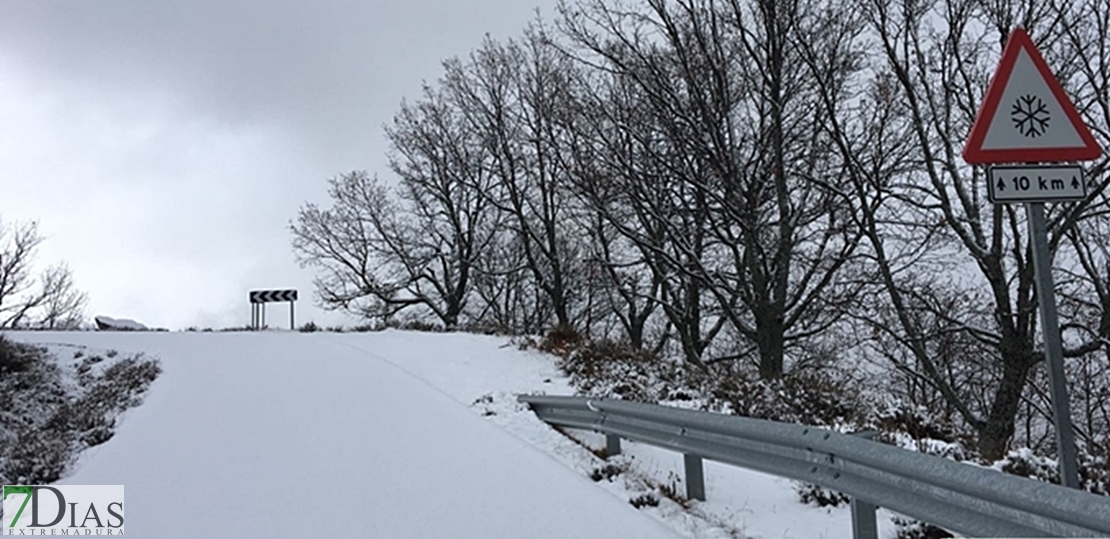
756, 312, 786, 378
977, 348, 1035, 460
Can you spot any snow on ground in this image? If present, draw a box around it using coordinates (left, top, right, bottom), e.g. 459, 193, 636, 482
8, 330, 898, 538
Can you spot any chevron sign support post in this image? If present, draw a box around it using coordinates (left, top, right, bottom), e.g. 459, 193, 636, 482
249, 289, 298, 330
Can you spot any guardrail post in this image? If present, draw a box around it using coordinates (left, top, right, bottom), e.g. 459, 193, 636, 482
850, 430, 879, 539
605, 434, 621, 457
851, 498, 878, 539
684, 454, 706, 501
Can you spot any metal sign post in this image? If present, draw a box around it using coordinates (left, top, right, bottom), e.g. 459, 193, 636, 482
962, 28, 1103, 489
1026, 202, 1080, 487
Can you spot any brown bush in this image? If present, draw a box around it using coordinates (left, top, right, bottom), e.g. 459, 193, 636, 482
0, 334, 33, 375
540, 324, 582, 355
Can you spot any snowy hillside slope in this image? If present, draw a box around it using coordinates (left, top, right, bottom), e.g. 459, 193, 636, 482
7, 330, 889, 538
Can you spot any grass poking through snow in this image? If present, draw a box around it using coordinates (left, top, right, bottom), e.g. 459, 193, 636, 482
0, 334, 161, 484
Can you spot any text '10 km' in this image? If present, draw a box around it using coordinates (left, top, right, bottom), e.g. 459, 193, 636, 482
986, 165, 1085, 203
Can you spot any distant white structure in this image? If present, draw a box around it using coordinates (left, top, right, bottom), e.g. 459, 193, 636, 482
94, 316, 148, 331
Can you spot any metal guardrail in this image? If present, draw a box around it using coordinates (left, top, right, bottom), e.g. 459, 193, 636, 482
517, 394, 1110, 538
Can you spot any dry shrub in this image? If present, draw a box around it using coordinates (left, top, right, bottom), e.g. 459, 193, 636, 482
540, 324, 582, 355
794, 483, 850, 507
590, 463, 623, 482
876, 403, 966, 445
709, 370, 863, 428
0, 334, 34, 375
556, 338, 683, 402
891, 517, 953, 539
385, 318, 445, 332
629, 493, 659, 508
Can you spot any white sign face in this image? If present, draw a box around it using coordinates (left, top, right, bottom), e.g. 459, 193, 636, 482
979, 50, 1086, 151
988, 165, 1086, 203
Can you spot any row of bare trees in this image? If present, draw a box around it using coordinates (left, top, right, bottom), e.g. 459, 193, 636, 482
292, 0, 1110, 461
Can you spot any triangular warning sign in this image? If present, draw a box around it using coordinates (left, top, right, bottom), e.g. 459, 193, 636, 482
963, 28, 1102, 164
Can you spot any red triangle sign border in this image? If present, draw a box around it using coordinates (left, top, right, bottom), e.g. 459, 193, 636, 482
963, 28, 1102, 164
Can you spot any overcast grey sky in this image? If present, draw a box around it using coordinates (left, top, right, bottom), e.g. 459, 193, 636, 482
1, 0, 558, 330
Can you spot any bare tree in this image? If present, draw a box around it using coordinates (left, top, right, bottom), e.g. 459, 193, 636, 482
558, 48, 725, 364
290, 107, 497, 331
470, 230, 553, 334
386, 85, 503, 327
442, 25, 587, 332
291, 172, 411, 320
0, 218, 87, 329
838, 0, 1110, 460
37, 264, 88, 330
559, 0, 863, 375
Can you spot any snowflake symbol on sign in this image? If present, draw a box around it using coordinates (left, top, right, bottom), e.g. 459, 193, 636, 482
1011, 94, 1050, 137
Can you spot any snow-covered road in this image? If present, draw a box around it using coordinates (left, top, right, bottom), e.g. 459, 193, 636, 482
10, 331, 682, 538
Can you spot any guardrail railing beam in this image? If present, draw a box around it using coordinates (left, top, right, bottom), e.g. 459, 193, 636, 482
518, 394, 1110, 538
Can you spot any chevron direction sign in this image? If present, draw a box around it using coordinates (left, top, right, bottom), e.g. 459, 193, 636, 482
249, 289, 298, 330
250, 289, 298, 303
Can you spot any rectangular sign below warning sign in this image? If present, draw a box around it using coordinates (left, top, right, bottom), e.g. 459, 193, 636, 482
988, 165, 1086, 203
